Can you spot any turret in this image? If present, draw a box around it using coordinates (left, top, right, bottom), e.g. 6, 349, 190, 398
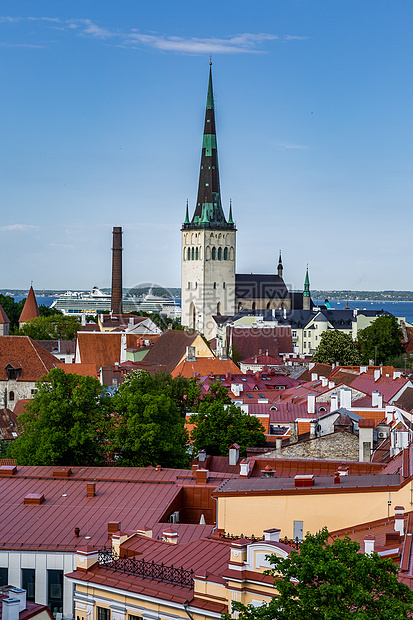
19, 286, 40, 329
277, 251, 283, 278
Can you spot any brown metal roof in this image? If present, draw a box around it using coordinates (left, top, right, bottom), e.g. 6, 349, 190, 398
143, 330, 202, 373
0, 465, 204, 552
213, 473, 402, 495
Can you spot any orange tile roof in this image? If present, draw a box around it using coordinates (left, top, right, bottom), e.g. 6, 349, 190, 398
172, 356, 239, 378
76, 332, 143, 370
0, 336, 57, 381
56, 363, 98, 377
19, 287, 40, 323
0, 304, 10, 325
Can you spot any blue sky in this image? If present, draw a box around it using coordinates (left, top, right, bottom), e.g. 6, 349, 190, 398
1, 0, 412, 293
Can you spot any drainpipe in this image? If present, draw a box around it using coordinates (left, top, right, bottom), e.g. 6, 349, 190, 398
183, 603, 196, 620
210, 494, 218, 532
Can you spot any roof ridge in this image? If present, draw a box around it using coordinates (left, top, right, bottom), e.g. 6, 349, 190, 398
28, 337, 55, 374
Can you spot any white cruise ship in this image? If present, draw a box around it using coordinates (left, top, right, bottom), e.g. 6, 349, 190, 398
50, 287, 181, 319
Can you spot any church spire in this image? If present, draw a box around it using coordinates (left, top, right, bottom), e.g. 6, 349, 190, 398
277, 251, 283, 278
303, 265, 311, 311
183, 63, 234, 230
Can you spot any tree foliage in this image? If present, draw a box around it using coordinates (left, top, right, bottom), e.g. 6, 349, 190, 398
312, 330, 362, 365
111, 371, 190, 468
8, 368, 112, 466
358, 315, 403, 365
17, 314, 80, 340
227, 527, 413, 620
190, 401, 266, 456
0, 293, 25, 332
38, 304, 63, 317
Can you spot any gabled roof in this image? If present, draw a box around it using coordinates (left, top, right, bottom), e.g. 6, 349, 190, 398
76, 332, 143, 370
0, 337, 56, 381
227, 326, 293, 359
172, 356, 239, 379
19, 286, 40, 323
0, 304, 10, 325
144, 330, 206, 374
235, 274, 289, 300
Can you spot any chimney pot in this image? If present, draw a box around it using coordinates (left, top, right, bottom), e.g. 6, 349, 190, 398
74, 527, 80, 537
155, 464, 162, 472
108, 521, 121, 536
87, 482, 96, 497
364, 535, 375, 555
9, 589, 26, 612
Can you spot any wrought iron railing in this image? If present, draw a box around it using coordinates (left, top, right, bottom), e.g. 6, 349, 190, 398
98, 547, 194, 588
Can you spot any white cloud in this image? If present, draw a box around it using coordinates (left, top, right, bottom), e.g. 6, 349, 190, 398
0, 224, 39, 232
284, 35, 309, 41
278, 143, 310, 150
126, 32, 278, 54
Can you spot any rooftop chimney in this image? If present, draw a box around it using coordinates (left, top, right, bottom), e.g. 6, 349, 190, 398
264, 528, 280, 542
321, 376, 328, 387
307, 393, 316, 415
162, 528, 178, 544
87, 483, 96, 497
339, 387, 352, 409
372, 391, 383, 408
2, 598, 20, 620
395, 506, 405, 536
374, 369, 380, 381
9, 589, 26, 612
229, 443, 240, 466
111, 227, 123, 314
364, 535, 375, 555
330, 393, 339, 412
198, 449, 207, 462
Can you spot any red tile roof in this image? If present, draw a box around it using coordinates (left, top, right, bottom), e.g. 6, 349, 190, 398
0, 337, 57, 381
19, 287, 40, 323
0, 304, 10, 325
12, 399, 31, 417
172, 357, 240, 379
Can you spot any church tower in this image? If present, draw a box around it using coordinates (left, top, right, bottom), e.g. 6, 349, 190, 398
303, 266, 311, 311
181, 63, 236, 340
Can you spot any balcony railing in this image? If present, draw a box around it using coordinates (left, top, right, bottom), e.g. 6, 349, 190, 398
97, 547, 194, 588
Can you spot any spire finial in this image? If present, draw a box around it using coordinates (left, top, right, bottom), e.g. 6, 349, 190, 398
209, 55, 212, 66
184, 199, 190, 225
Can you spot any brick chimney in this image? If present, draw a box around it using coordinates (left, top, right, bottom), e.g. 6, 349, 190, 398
111, 226, 123, 314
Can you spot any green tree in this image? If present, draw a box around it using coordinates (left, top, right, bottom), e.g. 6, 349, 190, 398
111, 371, 190, 468
38, 304, 63, 317
9, 368, 111, 466
312, 330, 362, 365
17, 315, 80, 340
190, 401, 266, 456
227, 528, 413, 620
358, 315, 403, 365
111, 370, 201, 417
0, 293, 25, 331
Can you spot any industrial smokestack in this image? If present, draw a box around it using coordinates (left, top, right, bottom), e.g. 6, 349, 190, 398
111, 227, 123, 314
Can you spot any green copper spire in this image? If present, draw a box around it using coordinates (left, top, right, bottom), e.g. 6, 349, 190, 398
184, 200, 190, 224
228, 199, 234, 224
303, 266, 310, 297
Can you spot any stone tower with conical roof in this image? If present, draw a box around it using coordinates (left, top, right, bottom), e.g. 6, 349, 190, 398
19, 286, 40, 329
181, 64, 236, 340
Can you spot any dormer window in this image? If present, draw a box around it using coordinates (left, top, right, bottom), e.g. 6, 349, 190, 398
5, 363, 22, 381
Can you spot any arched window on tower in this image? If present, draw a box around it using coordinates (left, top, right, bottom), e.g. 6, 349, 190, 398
218, 247, 222, 260
9, 391, 14, 402
187, 248, 191, 260
191, 247, 195, 260
252, 302, 256, 310
212, 247, 216, 260
195, 247, 199, 260
223, 247, 228, 260
217, 302, 221, 315
267, 302, 271, 310
213, 282, 217, 289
